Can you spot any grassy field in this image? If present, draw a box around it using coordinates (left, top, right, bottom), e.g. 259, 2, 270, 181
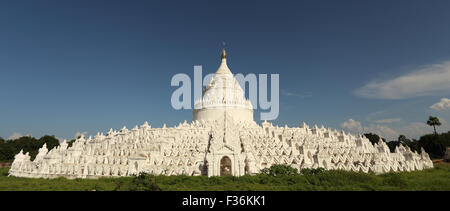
1, 163, 449, 191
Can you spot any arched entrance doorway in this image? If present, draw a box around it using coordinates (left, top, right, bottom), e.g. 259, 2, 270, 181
220, 156, 232, 176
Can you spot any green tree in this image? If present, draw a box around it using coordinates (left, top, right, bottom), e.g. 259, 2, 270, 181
0, 135, 60, 162
386, 141, 401, 153
418, 132, 450, 158
67, 139, 76, 147
38, 135, 60, 151
364, 133, 386, 145
427, 116, 441, 136
398, 135, 409, 144
396, 135, 420, 153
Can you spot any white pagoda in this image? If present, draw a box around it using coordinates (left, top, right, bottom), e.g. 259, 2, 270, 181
9, 49, 433, 178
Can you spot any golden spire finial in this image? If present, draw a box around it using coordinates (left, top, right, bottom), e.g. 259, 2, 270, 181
221, 41, 226, 59
221, 48, 226, 59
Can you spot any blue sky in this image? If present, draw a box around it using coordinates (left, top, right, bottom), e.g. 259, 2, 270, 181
1, 0, 450, 141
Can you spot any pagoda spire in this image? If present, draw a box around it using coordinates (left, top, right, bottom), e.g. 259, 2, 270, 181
221, 48, 226, 59
221, 41, 227, 59
216, 47, 232, 74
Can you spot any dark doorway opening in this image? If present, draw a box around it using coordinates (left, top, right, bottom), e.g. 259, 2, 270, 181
220, 156, 232, 176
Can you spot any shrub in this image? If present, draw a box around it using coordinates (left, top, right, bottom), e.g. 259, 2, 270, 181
300, 168, 325, 175
260, 165, 299, 176
126, 172, 161, 191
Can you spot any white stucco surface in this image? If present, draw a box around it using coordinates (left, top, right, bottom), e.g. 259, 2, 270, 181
9, 49, 433, 178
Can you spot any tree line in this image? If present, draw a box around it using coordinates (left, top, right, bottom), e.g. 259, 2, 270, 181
0, 135, 75, 162
364, 116, 449, 159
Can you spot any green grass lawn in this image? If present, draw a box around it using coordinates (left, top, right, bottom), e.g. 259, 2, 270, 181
1, 163, 449, 191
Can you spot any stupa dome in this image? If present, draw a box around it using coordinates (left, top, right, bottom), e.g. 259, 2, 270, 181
193, 49, 254, 122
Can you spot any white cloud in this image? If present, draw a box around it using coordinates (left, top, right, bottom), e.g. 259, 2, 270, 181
364, 124, 399, 141
430, 97, 450, 111
280, 89, 312, 98
397, 118, 449, 139
340, 119, 363, 134
341, 119, 399, 140
397, 122, 430, 140
7, 132, 24, 140
374, 118, 401, 124
354, 61, 450, 99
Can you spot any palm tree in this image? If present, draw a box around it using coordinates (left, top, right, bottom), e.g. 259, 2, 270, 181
427, 116, 441, 135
